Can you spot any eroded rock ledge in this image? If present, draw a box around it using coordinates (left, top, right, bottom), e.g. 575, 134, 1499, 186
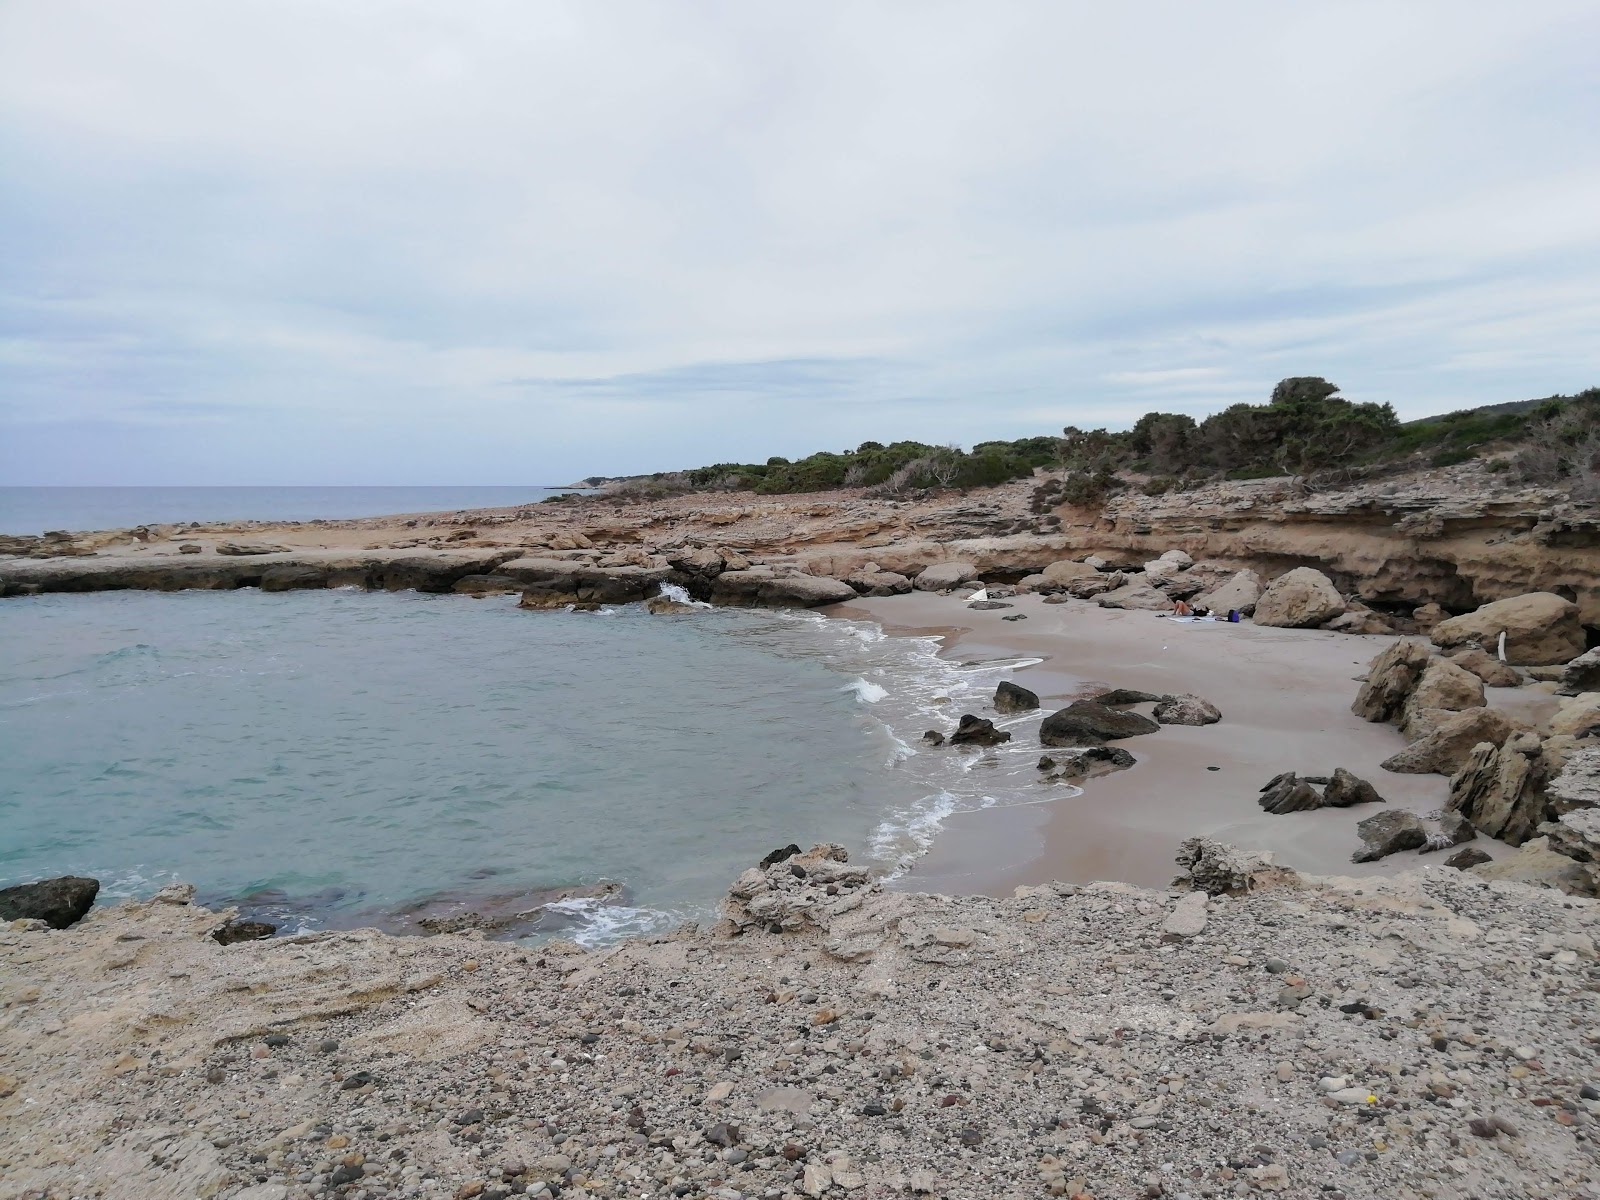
3, 844, 1598, 1200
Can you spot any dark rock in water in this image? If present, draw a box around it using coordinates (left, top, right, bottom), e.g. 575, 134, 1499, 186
1445, 845, 1493, 869
1037, 755, 1056, 771
1039, 700, 1159, 747
1258, 773, 1323, 815
1094, 688, 1167, 706
922, 729, 946, 747
994, 680, 1040, 714
967, 600, 1013, 611
0, 875, 99, 929
1352, 809, 1428, 863
1322, 767, 1385, 808
212, 919, 277, 945
1001, 613, 1027, 621
1153, 693, 1222, 726
1048, 746, 1137, 781
386, 879, 630, 937
760, 843, 803, 869
949, 714, 1011, 746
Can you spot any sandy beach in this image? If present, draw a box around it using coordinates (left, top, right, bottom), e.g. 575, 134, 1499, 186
837, 592, 1561, 895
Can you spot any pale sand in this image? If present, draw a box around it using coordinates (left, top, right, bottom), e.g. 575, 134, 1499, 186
835, 591, 1560, 895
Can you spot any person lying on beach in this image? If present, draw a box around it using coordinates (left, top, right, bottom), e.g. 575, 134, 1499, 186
1172, 599, 1193, 616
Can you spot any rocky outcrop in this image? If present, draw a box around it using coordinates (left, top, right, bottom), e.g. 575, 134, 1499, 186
1471, 837, 1599, 897
722, 843, 871, 935
992, 681, 1039, 714
1547, 746, 1600, 813
1171, 837, 1284, 895
1558, 648, 1600, 696
1153, 693, 1222, 726
1039, 745, 1137, 782
211, 918, 277, 945
1540, 807, 1600, 869
1351, 642, 1432, 723
1381, 708, 1526, 776
1430, 593, 1586, 666
1252, 567, 1345, 628
1039, 700, 1160, 746
1351, 809, 1428, 862
214, 541, 291, 556
1323, 767, 1385, 808
1447, 733, 1551, 846
947, 715, 1011, 746
0, 875, 99, 928
842, 564, 912, 596
1040, 559, 1100, 586
1398, 657, 1486, 739
1551, 692, 1600, 739
710, 570, 856, 608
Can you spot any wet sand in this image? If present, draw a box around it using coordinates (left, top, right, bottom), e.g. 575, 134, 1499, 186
835, 591, 1560, 895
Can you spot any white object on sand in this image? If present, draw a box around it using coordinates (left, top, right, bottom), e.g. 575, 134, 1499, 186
967, 587, 989, 604
1498, 630, 1507, 662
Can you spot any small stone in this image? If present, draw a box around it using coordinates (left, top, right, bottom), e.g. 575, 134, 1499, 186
1265, 958, 1290, 974
1276, 1063, 1295, 1083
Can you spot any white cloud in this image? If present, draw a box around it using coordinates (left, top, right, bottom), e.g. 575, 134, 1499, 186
0, 0, 1597, 482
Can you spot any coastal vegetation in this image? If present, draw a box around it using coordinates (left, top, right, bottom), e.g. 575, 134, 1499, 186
588, 380, 1599, 503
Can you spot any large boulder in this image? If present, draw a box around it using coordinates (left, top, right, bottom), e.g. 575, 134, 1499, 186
1448, 733, 1551, 845
1193, 569, 1263, 617
1351, 809, 1428, 863
1252, 567, 1346, 628
0, 875, 99, 928
1399, 658, 1486, 739
1430, 593, 1585, 666
1558, 648, 1600, 697
912, 561, 980, 592
1095, 584, 1172, 612
1381, 708, 1525, 775
1153, 693, 1222, 726
843, 564, 912, 597
1040, 559, 1101, 585
712, 571, 856, 607
1351, 641, 1431, 723
1039, 700, 1160, 747
993, 681, 1040, 714
1323, 608, 1397, 636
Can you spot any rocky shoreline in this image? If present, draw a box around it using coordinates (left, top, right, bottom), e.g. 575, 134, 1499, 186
4, 841, 1599, 1200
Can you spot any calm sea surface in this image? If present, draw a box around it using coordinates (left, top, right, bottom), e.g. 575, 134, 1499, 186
0, 589, 1050, 942
0, 487, 581, 535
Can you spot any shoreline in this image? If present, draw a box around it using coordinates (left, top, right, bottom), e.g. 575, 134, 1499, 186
834, 592, 1560, 896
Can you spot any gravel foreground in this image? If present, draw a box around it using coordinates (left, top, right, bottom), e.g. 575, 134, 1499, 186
3, 844, 1598, 1200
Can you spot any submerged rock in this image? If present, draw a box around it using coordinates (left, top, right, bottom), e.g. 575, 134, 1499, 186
212, 919, 277, 945
949, 714, 1010, 746
0, 876, 99, 929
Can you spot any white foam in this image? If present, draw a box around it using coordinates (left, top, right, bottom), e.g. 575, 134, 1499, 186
844, 677, 889, 703
538, 897, 680, 948
656, 583, 713, 609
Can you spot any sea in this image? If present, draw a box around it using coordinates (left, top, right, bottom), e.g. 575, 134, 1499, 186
0, 486, 583, 535
0, 514, 1057, 943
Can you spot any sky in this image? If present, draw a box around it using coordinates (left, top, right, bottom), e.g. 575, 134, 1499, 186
2, 2, 1598, 485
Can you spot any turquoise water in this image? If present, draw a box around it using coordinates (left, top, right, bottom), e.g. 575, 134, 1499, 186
0, 590, 1052, 940
0, 486, 585, 535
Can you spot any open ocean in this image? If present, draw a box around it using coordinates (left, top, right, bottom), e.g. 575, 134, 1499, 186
0, 486, 582, 535
0, 588, 1054, 943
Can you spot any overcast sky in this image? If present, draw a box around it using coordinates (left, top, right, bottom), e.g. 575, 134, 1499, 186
2, 2, 1598, 485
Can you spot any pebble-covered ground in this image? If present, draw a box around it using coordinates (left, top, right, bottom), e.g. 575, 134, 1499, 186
2, 844, 1598, 1200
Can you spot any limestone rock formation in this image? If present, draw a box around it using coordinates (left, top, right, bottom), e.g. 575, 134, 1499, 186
1039, 700, 1160, 746
1547, 746, 1600, 813
1557, 648, 1600, 697
0, 875, 99, 929
1153, 693, 1222, 726
1470, 837, 1598, 897
1192, 568, 1263, 616
1540, 807, 1600, 868
912, 561, 980, 592
711, 571, 856, 607
1172, 837, 1282, 895
1351, 809, 1428, 863
1323, 608, 1397, 635
1550, 692, 1600, 739
1095, 583, 1171, 611
214, 541, 291, 556
1447, 733, 1550, 846
1040, 559, 1100, 585
1252, 567, 1346, 628
843, 564, 912, 596
1430, 592, 1585, 666
1446, 647, 1523, 688
1257, 773, 1322, 815
1380, 707, 1524, 776
1351, 641, 1431, 723
1323, 767, 1385, 808
1398, 657, 1486, 739
992, 680, 1039, 714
